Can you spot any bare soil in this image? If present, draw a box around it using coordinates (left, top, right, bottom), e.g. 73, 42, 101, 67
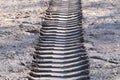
0, 0, 120, 80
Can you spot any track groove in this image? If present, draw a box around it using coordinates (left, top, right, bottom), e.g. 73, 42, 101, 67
29, 0, 90, 80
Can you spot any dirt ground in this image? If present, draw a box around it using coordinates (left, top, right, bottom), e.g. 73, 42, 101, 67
0, 0, 120, 80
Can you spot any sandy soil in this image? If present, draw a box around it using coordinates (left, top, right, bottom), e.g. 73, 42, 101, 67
83, 0, 120, 80
0, 0, 120, 80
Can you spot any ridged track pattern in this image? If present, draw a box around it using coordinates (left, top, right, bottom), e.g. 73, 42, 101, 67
29, 0, 90, 80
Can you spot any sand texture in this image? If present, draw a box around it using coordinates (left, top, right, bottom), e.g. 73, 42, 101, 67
0, 0, 120, 80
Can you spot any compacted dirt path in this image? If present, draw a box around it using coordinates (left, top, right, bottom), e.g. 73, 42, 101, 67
0, 0, 120, 80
